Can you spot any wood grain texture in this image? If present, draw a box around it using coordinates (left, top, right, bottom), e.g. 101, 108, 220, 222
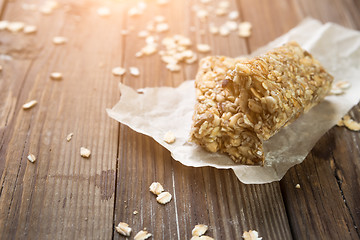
0, 0, 359, 239
113, 0, 291, 239
279, 1, 360, 239
0, 0, 121, 238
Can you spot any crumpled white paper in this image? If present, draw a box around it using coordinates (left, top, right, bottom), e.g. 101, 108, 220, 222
107, 18, 360, 184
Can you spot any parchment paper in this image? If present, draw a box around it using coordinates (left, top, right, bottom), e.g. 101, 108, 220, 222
107, 18, 360, 184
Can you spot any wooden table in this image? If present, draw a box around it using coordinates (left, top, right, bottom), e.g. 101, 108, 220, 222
0, 0, 359, 239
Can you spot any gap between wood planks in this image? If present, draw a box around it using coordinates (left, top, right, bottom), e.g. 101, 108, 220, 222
331, 148, 360, 237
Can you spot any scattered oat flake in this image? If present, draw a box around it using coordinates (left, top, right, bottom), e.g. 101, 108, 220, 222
133, 210, 138, 215
225, 21, 238, 31
157, 0, 169, 5
141, 44, 157, 55
219, 26, 230, 36
66, 133, 74, 142
330, 87, 344, 95
40, 0, 58, 14
219, 0, 230, 8
128, 7, 142, 17
138, 30, 149, 38
115, 222, 132, 237
215, 8, 227, 16
112, 67, 126, 76
50, 72, 63, 80
135, 51, 144, 58
209, 25, 219, 34
228, 10, 239, 20
134, 230, 152, 240
149, 182, 164, 195
197, 9, 208, 21
80, 147, 91, 158
23, 100, 38, 110
156, 191, 172, 204
156, 23, 169, 33
23, 25, 37, 34
295, 184, 301, 189
163, 131, 176, 143
185, 55, 198, 64
7, 22, 25, 32
0, 20, 9, 30
238, 21, 252, 37
52, 36, 68, 45
27, 153, 36, 163
97, 7, 110, 17
145, 36, 157, 45
130, 67, 140, 76
40, 6, 53, 14
242, 230, 262, 240
197, 44, 211, 53
335, 80, 351, 90
192, 224, 208, 236
166, 63, 181, 72
154, 15, 165, 23
339, 115, 360, 131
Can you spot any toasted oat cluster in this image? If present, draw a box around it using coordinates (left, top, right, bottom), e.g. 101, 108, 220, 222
190, 42, 333, 165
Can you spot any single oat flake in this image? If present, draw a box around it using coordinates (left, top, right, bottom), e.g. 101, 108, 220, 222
192, 224, 208, 236
335, 80, 351, 90
134, 230, 152, 240
7, 21, 25, 32
337, 115, 360, 131
238, 22, 252, 37
80, 147, 91, 158
23, 25, 37, 34
27, 153, 36, 163
22, 100, 38, 110
66, 133, 74, 142
163, 131, 176, 144
115, 222, 132, 236
242, 230, 262, 240
295, 184, 301, 189
112, 67, 126, 76
156, 191, 172, 204
157, 0, 169, 5
228, 11, 239, 20
0, 20, 9, 30
130, 67, 140, 76
149, 182, 164, 195
97, 7, 110, 17
50, 72, 63, 80
52, 36, 68, 45
197, 44, 211, 53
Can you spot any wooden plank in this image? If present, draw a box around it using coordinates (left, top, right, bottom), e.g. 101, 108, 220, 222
113, 0, 292, 239
238, 0, 301, 51
280, 118, 360, 239
295, 0, 360, 29
0, 0, 122, 238
279, 0, 360, 239
237, 0, 360, 239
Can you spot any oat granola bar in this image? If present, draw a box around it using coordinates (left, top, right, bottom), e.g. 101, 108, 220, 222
190, 41, 333, 165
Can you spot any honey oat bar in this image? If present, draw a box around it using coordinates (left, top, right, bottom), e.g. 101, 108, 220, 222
190, 42, 333, 165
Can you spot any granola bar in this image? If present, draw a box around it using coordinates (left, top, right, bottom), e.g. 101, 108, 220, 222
190, 42, 333, 165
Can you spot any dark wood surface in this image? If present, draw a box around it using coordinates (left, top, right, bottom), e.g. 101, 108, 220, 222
0, 0, 359, 239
